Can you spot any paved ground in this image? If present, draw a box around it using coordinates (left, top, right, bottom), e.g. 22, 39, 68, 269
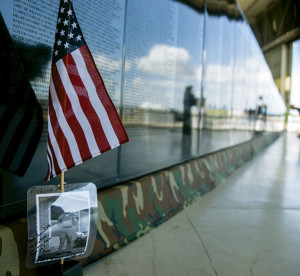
83, 132, 300, 276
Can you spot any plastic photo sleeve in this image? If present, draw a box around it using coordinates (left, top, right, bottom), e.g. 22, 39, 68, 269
26, 183, 98, 268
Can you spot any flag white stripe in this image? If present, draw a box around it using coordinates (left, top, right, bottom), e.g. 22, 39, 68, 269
47, 146, 55, 178
48, 112, 66, 172
50, 77, 82, 164
55, 59, 100, 156
71, 49, 120, 148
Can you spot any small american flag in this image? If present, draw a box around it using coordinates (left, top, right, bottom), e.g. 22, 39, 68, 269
45, 0, 129, 181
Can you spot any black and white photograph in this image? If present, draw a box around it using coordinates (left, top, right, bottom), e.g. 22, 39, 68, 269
35, 191, 90, 263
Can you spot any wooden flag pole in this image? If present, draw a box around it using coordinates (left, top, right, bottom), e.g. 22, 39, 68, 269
60, 172, 64, 265
60, 172, 65, 193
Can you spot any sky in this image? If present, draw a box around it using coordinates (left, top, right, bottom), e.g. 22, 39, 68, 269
290, 39, 300, 107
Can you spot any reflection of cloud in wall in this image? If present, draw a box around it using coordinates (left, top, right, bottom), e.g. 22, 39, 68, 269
132, 44, 205, 111
94, 54, 120, 72
205, 64, 231, 84
133, 77, 172, 89
135, 44, 195, 78
132, 77, 196, 98
245, 58, 260, 71
195, 66, 202, 81
139, 102, 166, 109
125, 60, 132, 71
291, 70, 300, 106
130, 77, 173, 109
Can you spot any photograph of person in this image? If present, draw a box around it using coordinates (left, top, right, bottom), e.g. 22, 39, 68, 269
35, 191, 90, 263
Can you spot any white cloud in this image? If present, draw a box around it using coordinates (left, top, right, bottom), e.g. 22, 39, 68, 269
132, 77, 173, 89
125, 60, 133, 71
291, 69, 300, 106
205, 64, 232, 84
94, 54, 120, 72
135, 44, 197, 78
245, 57, 260, 71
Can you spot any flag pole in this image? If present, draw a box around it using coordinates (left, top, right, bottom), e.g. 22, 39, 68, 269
60, 172, 65, 193
60, 172, 64, 265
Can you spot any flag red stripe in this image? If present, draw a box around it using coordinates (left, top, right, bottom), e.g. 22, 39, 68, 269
79, 45, 129, 145
52, 65, 93, 160
62, 53, 112, 153
47, 136, 60, 178
48, 94, 75, 168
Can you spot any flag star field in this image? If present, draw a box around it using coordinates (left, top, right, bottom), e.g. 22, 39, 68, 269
52, 0, 84, 64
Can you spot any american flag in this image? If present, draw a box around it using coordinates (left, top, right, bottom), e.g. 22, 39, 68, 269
45, 0, 129, 181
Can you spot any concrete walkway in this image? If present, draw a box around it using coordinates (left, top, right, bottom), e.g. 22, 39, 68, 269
83, 133, 300, 276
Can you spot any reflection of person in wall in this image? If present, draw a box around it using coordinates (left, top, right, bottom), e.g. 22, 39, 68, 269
261, 104, 267, 129
183, 85, 197, 135
57, 212, 79, 253
256, 96, 267, 131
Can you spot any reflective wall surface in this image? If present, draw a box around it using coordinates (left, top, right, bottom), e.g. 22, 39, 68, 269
0, 0, 286, 218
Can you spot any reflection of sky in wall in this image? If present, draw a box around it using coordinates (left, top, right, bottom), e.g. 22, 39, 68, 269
0, 2, 13, 27
0, 0, 58, 46
204, 14, 235, 110
173, 3, 204, 110
232, 20, 248, 110
203, 12, 286, 114
0, 0, 286, 114
126, 0, 177, 58
124, 0, 204, 110
123, 0, 177, 109
205, 15, 233, 65
291, 39, 300, 107
176, 5, 203, 68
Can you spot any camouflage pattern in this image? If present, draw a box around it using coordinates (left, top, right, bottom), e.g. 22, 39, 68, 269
0, 132, 282, 275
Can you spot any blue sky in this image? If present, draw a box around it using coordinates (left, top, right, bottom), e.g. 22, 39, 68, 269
291, 39, 300, 107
